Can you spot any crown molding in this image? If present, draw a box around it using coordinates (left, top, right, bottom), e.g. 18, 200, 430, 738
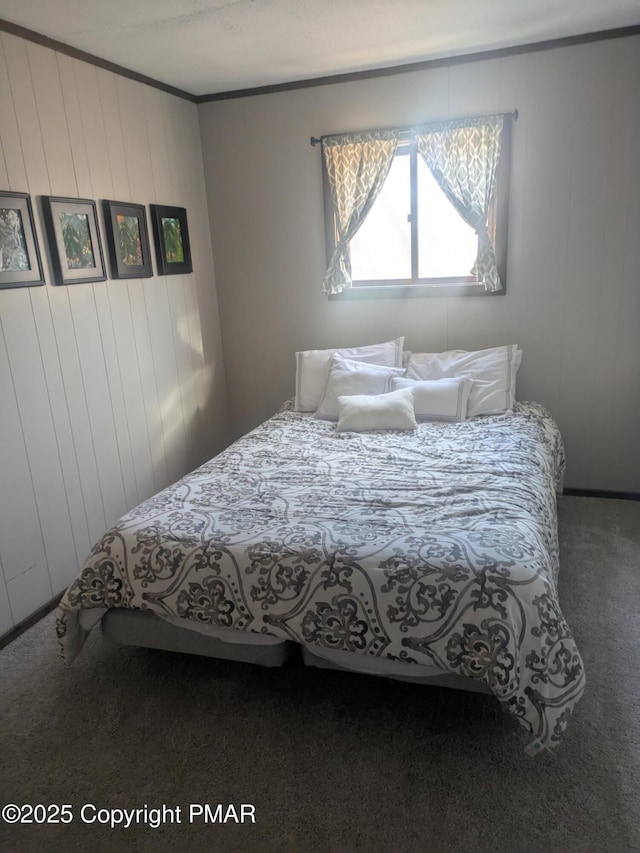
197, 24, 640, 103
0, 17, 197, 102
1, 17, 638, 105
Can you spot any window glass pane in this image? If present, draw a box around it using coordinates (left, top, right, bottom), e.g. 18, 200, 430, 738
350, 153, 411, 281
417, 158, 478, 279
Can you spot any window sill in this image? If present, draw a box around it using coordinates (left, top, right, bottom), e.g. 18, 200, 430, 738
328, 283, 503, 300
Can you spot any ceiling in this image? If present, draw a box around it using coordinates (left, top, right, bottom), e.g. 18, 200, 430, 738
1, 0, 639, 97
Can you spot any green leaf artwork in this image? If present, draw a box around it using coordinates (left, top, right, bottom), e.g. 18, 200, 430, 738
60, 213, 95, 269
161, 217, 184, 263
0, 207, 29, 271
117, 214, 143, 266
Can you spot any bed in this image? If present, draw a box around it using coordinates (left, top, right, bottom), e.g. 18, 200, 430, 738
56, 388, 585, 753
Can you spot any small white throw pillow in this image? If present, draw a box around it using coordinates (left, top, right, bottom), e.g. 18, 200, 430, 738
314, 356, 406, 421
336, 388, 417, 432
392, 376, 472, 421
295, 337, 404, 412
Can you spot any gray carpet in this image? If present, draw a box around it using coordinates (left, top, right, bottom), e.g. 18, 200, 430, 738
1, 496, 639, 853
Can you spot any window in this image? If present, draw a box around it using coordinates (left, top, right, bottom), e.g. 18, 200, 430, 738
349, 143, 482, 286
320, 113, 514, 298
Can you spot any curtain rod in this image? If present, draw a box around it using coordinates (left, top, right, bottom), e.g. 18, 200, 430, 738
310, 109, 518, 146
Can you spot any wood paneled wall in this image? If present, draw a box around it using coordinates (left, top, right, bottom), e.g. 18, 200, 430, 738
200, 35, 640, 494
0, 33, 228, 636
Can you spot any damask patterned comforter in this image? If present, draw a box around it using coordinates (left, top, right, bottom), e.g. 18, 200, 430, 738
57, 401, 585, 750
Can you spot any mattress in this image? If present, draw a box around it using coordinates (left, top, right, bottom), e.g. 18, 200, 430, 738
56, 400, 585, 751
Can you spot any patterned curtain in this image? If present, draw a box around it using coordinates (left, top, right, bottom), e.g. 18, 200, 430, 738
321, 131, 398, 295
414, 115, 505, 292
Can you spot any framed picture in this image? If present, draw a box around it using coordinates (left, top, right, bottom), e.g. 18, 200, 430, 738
103, 200, 153, 279
0, 191, 45, 289
150, 204, 192, 275
41, 196, 106, 285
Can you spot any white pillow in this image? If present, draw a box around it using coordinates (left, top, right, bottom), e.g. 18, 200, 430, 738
392, 376, 472, 421
406, 345, 519, 417
295, 337, 404, 412
336, 388, 417, 432
514, 347, 523, 377
315, 357, 406, 421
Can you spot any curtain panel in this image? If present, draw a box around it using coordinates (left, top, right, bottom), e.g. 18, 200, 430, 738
414, 114, 505, 292
321, 131, 398, 295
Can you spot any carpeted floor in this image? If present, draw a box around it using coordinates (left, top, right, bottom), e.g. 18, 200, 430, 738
1, 497, 639, 853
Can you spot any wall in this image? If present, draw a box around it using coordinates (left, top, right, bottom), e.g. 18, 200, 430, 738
0, 32, 228, 637
199, 35, 640, 494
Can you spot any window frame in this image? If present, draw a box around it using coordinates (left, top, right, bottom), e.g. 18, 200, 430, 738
322, 119, 512, 300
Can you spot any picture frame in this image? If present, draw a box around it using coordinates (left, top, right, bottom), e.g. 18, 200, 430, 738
0, 190, 45, 289
41, 196, 106, 285
150, 204, 192, 275
103, 200, 153, 279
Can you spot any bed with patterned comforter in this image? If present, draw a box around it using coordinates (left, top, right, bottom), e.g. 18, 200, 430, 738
57, 400, 585, 750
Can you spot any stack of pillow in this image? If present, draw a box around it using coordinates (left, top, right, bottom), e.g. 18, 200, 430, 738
295, 337, 521, 432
